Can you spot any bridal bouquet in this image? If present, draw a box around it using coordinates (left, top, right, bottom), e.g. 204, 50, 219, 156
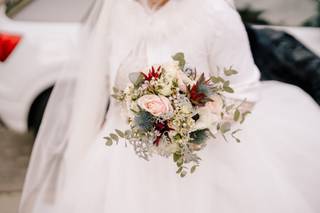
105, 53, 250, 177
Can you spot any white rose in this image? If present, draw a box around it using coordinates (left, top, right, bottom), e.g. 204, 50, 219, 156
180, 100, 193, 114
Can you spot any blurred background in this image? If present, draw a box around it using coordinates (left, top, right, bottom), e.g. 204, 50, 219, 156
0, 0, 319, 212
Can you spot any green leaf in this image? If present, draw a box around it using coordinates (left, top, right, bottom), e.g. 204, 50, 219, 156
223, 80, 230, 88
190, 165, 197, 174
105, 137, 113, 146
124, 130, 132, 139
177, 158, 184, 167
224, 67, 238, 76
176, 167, 183, 174
223, 86, 234, 93
211, 76, 220, 83
240, 111, 251, 124
211, 76, 225, 84
234, 109, 241, 122
115, 129, 125, 138
129, 72, 145, 87
112, 87, 119, 93
172, 52, 186, 70
220, 122, 231, 134
110, 133, 119, 142
180, 170, 187, 178
173, 153, 181, 162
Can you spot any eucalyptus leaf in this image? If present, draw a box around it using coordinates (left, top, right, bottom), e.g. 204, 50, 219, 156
224, 67, 238, 76
176, 167, 183, 174
110, 133, 119, 142
180, 170, 187, 178
115, 129, 125, 138
240, 111, 251, 124
211, 76, 220, 83
172, 52, 186, 70
173, 153, 181, 162
129, 72, 145, 87
125, 130, 132, 138
190, 165, 197, 174
223, 86, 234, 93
112, 87, 119, 93
223, 81, 230, 88
105, 138, 113, 146
177, 158, 183, 167
234, 109, 241, 122
220, 122, 231, 134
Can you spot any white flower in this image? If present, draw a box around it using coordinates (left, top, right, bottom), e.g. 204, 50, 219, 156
194, 106, 221, 134
157, 81, 174, 96
162, 61, 180, 79
176, 70, 195, 92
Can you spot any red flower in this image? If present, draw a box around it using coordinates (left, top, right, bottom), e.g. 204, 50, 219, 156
153, 121, 173, 146
143, 66, 162, 81
187, 73, 213, 106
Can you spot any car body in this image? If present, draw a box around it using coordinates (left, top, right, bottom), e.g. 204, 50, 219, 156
0, 3, 84, 132
255, 25, 320, 57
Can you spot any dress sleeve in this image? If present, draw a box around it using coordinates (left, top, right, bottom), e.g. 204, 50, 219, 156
207, 2, 261, 103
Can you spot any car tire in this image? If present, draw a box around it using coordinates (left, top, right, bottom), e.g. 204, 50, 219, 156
28, 87, 53, 136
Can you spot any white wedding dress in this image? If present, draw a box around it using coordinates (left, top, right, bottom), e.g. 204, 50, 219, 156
20, 0, 320, 212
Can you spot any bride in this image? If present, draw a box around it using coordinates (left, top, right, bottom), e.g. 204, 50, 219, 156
20, 0, 320, 212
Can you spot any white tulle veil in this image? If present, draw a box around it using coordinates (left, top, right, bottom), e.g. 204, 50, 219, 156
19, 0, 116, 211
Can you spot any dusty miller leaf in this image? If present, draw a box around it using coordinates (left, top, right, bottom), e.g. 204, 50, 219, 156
129, 72, 145, 87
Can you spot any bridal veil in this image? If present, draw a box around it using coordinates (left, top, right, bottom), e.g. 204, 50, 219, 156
19, 0, 115, 211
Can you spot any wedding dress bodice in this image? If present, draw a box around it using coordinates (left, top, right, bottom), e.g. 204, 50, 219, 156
107, 0, 260, 102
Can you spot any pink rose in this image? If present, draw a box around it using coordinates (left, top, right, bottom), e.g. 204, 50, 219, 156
137, 95, 173, 117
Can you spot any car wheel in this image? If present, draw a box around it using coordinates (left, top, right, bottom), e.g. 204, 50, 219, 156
28, 87, 53, 136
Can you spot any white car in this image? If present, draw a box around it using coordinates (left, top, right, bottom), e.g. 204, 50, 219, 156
0, 0, 93, 134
